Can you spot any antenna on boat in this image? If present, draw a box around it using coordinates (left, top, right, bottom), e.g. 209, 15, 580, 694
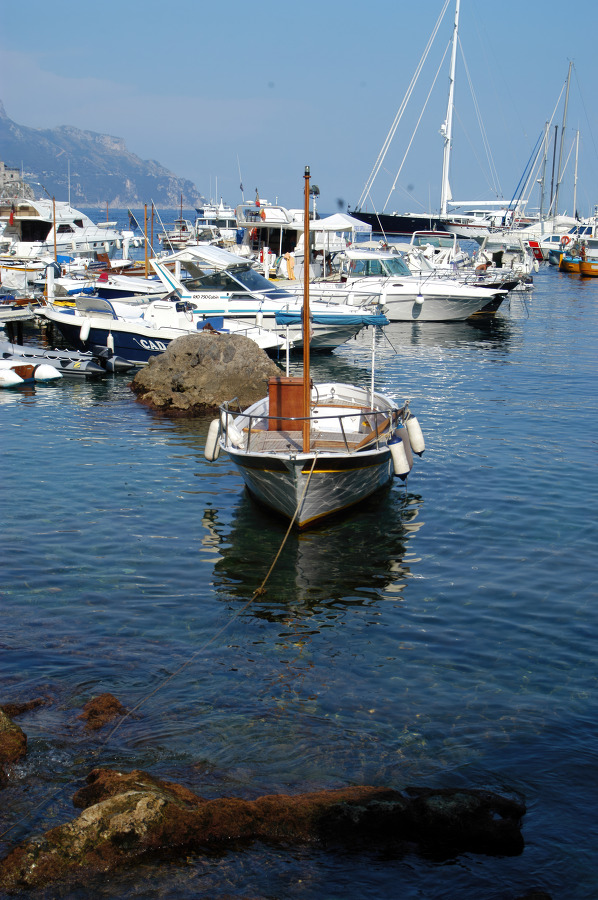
303, 166, 311, 453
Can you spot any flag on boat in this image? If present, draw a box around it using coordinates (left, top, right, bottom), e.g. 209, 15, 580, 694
128, 209, 140, 231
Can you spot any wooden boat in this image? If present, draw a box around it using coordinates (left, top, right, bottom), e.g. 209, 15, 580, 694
204, 167, 425, 529
559, 252, 582, 274
580, 259, 598, 277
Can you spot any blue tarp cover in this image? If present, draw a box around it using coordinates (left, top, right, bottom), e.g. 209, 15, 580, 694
274, 311, 389, 327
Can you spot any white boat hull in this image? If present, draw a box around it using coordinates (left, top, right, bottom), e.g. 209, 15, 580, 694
215, 381, 421, 529
228, 443, 394, 528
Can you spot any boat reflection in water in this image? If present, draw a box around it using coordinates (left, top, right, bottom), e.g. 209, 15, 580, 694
202, 487, 424, 622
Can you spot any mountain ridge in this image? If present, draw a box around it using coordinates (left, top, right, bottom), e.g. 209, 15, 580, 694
0, 101, 204, 209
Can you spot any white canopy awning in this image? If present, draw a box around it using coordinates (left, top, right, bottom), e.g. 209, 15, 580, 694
310, 213, 372, 234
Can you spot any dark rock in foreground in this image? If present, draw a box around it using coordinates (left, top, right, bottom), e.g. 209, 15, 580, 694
0, 767, 525, 891
130, 332, 282, 415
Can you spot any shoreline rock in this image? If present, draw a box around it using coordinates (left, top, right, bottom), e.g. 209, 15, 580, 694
130, 332, 283, 416
0, 766, 526, 891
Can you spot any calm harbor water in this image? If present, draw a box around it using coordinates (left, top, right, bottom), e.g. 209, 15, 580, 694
1, 233, 597, 897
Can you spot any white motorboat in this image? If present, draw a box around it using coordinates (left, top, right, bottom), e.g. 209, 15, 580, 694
290, 247, 508, 321
0, 198, 124, 260
38, 294, 294, 366
149, 244, 387, 350
204, 167, 425, 529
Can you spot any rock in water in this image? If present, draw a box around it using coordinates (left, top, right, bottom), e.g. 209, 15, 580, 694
0, 767, 526, 890
130, 332, 283, 415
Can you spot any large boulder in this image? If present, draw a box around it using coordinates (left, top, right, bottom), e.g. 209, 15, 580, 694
0, 767, 526, 891
130, 332, 283, 415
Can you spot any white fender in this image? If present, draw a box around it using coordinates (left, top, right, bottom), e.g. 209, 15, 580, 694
406, 416, 425, 455
390, 440, 410, 479
394, 426, 414, 469
0, 369, 24, 388
33, 364, 62, 382
103, 241, 110, 253
255, 311, 263, 327
220, 412, 243, 447
79, 320, 91, 342
107, 333, 115, 353
414, 293, 424, 305
204, 418, 221, 461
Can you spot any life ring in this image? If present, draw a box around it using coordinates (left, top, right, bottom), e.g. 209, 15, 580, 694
260, 209, 266, 221
561, 235, 571, 246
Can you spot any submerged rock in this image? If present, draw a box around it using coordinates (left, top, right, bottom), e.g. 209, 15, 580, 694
78, 693, 128, 731
0, 767, 526, 891
130, 332, 283, 415
0, 708, 27, 788
0, 709, 27, 765
0, 698, 47, 719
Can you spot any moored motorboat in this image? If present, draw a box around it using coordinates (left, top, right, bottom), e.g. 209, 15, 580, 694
204, 167, 425, 529
38, 295, 294, 366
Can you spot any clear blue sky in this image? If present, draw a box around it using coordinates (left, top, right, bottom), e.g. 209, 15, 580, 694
2, 0, 597, 216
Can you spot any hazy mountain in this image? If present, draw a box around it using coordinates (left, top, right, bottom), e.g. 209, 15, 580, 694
0, 100, 204, 209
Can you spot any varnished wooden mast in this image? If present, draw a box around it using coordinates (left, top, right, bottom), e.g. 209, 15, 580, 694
302, 166, 311, 453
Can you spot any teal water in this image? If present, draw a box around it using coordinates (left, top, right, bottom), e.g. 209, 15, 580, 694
1, 244, 597, 898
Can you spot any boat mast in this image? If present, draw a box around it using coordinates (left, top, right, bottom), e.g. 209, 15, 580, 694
573, 129, 580, 217
440, 0, 460, 217
554, 60, 572, 217
303, 166, 311, 453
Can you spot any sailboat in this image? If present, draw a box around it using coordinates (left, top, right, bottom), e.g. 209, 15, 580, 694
204, 167, 425, 529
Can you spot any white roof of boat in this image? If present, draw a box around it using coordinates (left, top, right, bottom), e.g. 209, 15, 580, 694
154, 243, 252, 272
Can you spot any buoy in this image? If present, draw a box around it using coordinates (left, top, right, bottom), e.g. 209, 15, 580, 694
33, 364, 62, 382
107, 333, 115, 353
415, 293, 424, 305
220, 412, 243, 447
204, 419, 221, 461
394, 426, 414, 469
406, 416, 425, 455
390, 440, 410, 479
79, 320, 91, 342
0, 369, 24, 388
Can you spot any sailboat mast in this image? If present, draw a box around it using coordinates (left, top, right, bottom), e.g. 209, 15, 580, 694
554, 60, 572, 217
302, 166, 311, 453
440, 0, 460, 217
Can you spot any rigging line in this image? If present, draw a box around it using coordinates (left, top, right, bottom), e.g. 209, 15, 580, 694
151, 201, 178, 254
452, 107, 500, 198
572, 65, 598, 164
383, 42, 450, 212
357, 0, 450, 211
253, 455, 319, 598
457, 39, 501, 197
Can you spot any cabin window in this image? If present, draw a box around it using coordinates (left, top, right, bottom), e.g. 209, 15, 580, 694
74, 219, 84, 228
57, 224, 75, 234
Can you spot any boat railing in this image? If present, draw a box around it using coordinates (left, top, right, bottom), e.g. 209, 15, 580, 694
221, 402, 394, 453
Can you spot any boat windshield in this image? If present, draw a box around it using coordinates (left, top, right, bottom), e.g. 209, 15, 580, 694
347, 255, 411, 277
183, 262, 294, 298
